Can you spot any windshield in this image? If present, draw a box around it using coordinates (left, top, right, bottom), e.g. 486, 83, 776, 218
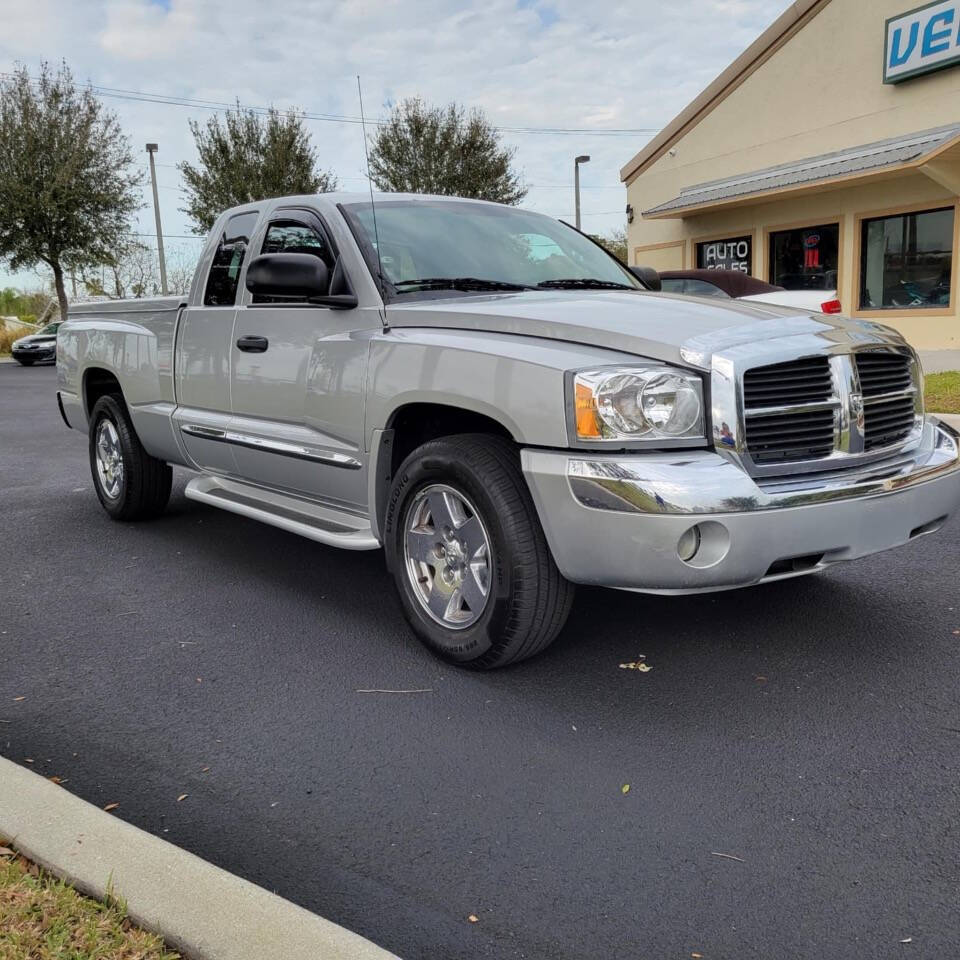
343, 199, 641, 295
38, 323, 61, 335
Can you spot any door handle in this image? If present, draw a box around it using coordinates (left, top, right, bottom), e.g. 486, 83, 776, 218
236, 335, 269, 353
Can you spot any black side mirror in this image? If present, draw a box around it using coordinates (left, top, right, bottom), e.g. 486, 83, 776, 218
245, 253, 357, 309
629, 265, 661, 291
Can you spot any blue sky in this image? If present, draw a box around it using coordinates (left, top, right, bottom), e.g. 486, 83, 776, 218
0, 0, 786, 292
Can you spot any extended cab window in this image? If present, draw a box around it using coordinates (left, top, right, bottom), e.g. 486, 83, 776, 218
203, 211, 259, 306
253, 221, 336, 304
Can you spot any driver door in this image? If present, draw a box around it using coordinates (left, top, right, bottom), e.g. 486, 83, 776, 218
229, 209, 369, 508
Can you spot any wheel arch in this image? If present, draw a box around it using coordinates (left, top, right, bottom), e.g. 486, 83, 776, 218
82, 367, 125, 421
370, 401, 518, 542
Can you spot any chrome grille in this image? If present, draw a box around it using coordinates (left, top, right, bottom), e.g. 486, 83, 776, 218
863, 395, 916, 450
742, 357, 836, 463
855, 352, 917, 450
737, 348, 920, 474
855, 351, 913, 397
745, 408, 836, 464
742, 356, 833, 409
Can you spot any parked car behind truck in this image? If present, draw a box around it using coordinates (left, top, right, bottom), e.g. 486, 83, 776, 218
56, 193, 960, 668
12, 321, 61, 365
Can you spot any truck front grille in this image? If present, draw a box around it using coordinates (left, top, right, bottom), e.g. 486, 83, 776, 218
738, 348, 919, 473
742, 356, 836, 464
742, 356, 833, 409
863, 395, 917, 450
855, 351, 913, 397
744, 408, 836, 464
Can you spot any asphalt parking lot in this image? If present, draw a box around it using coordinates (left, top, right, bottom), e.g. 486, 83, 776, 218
3, 361, 960, 959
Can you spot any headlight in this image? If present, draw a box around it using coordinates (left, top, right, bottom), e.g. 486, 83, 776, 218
573, 366, 705, 442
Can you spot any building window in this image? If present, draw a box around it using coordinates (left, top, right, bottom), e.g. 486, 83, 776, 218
859, 207, 954, 310
769, 223, 838, 291
696, 235, 751, 273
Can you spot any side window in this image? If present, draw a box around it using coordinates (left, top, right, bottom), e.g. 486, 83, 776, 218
254, 221, 335, 303
684, 278, 729, 298
262, 222, 334, 264
203, 211, 259, 306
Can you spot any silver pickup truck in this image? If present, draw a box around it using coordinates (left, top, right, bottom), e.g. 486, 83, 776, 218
57, 193, 960, 668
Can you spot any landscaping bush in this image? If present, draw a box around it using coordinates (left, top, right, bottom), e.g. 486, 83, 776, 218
0, 320, 30, 356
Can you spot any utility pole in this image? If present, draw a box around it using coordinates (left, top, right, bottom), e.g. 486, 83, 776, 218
145, 143, 168, 295
574, 155, 590, 231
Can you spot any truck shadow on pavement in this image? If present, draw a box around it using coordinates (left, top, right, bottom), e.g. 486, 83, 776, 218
148, 475, 918, 711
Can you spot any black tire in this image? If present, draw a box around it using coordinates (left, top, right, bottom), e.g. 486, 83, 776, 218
88, 394, 172, 521
384, 434, 575, 669
16, 359, 34, 366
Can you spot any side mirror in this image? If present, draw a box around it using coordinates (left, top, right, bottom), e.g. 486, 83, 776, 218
629, 265, 661, 291
245, 253, 357, 309
246, 253, 329, 298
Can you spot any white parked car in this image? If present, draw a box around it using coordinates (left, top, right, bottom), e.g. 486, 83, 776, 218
656, 269, 841, 314
743, 288, 841, 313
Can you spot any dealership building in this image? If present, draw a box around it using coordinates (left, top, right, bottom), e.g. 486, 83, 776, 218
622, 0, 960, 349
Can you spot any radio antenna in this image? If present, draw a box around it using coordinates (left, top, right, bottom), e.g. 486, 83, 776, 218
357, 75, 386, 325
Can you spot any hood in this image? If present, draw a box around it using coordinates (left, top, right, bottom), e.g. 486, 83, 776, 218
384, 290, 900, 368
13, 332, 56, 347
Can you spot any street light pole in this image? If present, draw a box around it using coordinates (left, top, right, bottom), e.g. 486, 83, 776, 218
574, 155, 590, 231
145, 143, 168, 296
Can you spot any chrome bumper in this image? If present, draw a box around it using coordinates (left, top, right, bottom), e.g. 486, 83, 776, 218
521, 417, 960, 594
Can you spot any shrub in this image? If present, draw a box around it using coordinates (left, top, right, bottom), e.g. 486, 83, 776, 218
0, 320, 30, 355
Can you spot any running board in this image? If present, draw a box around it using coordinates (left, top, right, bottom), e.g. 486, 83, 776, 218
184, 475, 381, 551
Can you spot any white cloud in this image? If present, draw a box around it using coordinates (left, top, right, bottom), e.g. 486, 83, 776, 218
0, 0, 785, 289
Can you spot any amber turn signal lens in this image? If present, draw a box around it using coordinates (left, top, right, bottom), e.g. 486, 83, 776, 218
575, 382, 601, 438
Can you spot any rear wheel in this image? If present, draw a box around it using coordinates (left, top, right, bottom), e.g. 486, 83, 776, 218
385, 434, 574, 669
88, 394, 172, 521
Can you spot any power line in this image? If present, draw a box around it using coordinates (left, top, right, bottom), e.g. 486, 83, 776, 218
124, 231, 204, 240
0, 71, 661, 138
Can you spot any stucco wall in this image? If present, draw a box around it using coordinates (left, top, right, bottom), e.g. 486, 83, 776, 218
624, 0, 960, 350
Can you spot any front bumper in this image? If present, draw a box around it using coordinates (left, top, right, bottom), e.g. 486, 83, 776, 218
521, 417, 960, 594
12, 347, 55, 361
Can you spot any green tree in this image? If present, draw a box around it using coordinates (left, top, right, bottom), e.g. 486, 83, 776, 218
368, 98, 526, 204
0, 62, 142, 322
179, 104, 336, 233
592, 227, 628, 263
0, 287, 51, 319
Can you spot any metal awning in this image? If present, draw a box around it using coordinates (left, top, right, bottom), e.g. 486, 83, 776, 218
643, 124, 960, 218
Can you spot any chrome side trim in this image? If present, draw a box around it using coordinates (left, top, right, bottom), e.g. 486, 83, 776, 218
181, 424, 227, 440
180, 423, 362, 469
567, 418, 960, 515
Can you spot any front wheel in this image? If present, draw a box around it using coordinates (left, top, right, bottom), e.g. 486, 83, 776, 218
384, 434, 574, 669
16, 358, 34, 366
88, 394, 172, 521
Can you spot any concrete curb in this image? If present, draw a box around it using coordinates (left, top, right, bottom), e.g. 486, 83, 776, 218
933, 412, 960, 431
0, 757, 399, 960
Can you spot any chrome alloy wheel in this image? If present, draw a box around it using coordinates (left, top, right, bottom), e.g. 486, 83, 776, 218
95, 419, 124, 500
403, 484, 492, 629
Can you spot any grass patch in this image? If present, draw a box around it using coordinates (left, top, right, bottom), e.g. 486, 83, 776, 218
0, 847, 180, 960
925, 371, 960, 414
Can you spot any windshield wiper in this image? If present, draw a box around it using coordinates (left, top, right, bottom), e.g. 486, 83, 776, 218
536, 278, 635, 290
393, 277, 534, 293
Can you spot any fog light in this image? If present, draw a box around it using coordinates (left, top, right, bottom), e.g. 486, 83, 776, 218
677, 524, 701, 562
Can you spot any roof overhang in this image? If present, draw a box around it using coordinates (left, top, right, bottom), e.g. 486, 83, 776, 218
620, 0, 833, 186
640, 125, 960, 220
